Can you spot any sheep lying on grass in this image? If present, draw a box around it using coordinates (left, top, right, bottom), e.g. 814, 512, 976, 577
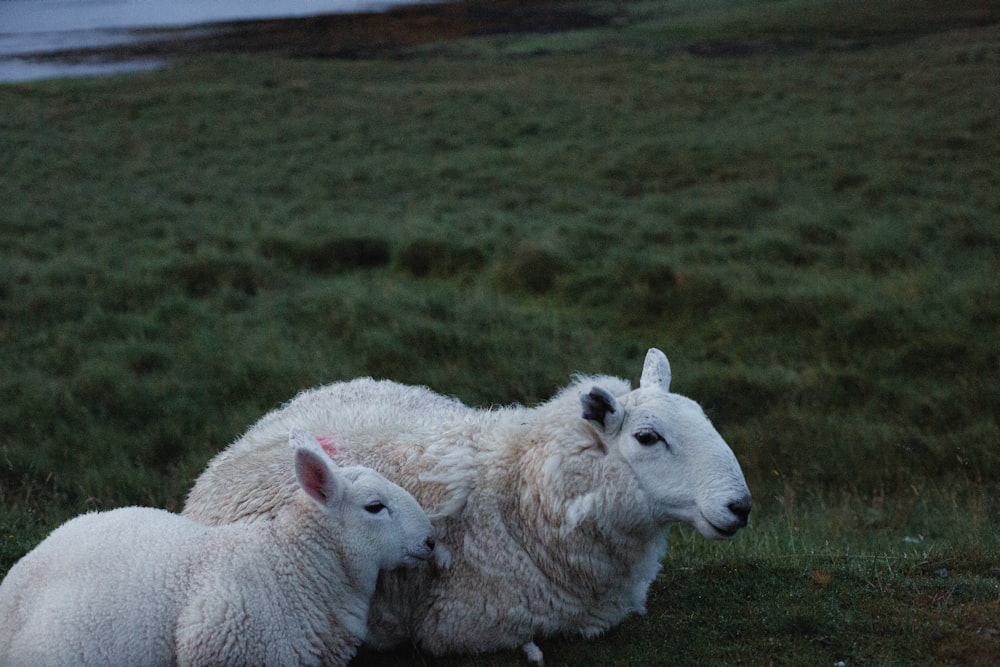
0, 430, 435, 667
185, 348, 752, 664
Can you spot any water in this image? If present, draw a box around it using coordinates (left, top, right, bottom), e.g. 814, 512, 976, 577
0, 0, 428, 82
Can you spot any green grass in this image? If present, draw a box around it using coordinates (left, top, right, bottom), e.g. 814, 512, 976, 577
2, 0, 999, 663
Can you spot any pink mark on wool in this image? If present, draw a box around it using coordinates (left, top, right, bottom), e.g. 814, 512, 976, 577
316, 435, 342, 458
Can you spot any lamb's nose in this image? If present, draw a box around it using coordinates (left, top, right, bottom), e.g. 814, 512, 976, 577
425, 536, 436, 551
727, 495, 752, 527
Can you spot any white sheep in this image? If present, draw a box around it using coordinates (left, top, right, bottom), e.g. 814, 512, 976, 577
0, 430, 435, 667
184, 348, 752, 664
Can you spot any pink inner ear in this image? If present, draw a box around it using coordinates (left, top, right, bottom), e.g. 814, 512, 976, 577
316, 435, 340, 457
297, 450, 331, 503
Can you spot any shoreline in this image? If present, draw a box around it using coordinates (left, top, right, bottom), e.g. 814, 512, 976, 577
13, 0, 613, 69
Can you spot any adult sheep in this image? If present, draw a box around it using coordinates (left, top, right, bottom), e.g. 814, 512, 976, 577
0, 430, 435, 667
184, 348, 752, 664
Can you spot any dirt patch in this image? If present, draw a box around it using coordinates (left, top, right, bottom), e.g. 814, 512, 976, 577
32, 0, 615, 64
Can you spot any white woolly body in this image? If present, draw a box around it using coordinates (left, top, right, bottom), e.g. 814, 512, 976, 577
0, 432, 434, 667
184, 349, 752, 661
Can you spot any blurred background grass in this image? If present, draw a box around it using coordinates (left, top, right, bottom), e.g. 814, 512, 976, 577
1, 1, 998, 663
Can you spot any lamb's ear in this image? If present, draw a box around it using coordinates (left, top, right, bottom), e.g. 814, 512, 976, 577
581, 387, 624, 434
291, 430, 343, 507
640, 348, 671, 392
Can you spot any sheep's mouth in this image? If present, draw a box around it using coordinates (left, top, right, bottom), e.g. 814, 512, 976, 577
702, 515, 739, 539
710, 523, 738, 538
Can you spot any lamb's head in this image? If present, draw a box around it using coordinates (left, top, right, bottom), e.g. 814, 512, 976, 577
581, 349, 752, 539
290, 429, 436, 569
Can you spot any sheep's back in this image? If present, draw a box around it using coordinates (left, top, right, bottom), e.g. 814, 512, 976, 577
184, 378, 475, 524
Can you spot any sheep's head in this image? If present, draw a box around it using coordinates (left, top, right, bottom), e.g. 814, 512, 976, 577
290, 429, 436, 569
581, 348, 752, 539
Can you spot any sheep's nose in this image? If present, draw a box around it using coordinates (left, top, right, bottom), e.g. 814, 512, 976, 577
425, 536, 436, 551
727, 495, 752, 527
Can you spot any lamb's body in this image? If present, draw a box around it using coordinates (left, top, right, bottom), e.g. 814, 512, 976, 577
0, 432, 434, 667
185, 349, 752, 662
0, 507, 358, 666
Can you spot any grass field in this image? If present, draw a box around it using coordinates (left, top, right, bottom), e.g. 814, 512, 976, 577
1, 0, 998, 664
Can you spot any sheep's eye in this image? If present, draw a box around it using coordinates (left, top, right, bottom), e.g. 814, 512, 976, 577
634, 430, 662, 447
364, 502, 387, 514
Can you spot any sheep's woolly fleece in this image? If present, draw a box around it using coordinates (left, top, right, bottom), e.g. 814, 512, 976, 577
184, 348, 752, 663
0, 431, 434, 667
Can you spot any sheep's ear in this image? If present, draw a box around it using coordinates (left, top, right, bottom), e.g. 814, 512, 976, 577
291, 431, 343, 507
640, 348, 671, 392
581, 387, 623, 435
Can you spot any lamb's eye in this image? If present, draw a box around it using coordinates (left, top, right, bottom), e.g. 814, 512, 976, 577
364, 502, 387, 514
634, 430, 662, 447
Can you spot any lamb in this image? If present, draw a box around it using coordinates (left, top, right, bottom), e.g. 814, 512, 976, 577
184, 348, 752, 664
0, 430, 435, 667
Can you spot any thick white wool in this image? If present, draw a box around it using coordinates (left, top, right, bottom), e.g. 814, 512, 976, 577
183, 350, 752, 662
0, 432, 434, 667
